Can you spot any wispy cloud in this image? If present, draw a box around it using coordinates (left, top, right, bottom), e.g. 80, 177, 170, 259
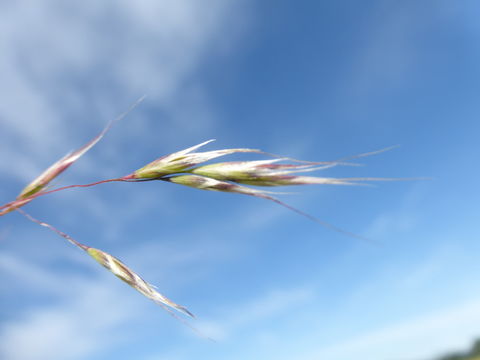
197, 286, 315, 341
0, 286, 139, 360
309, 298, 480, 360
363, 183, 425, 239
0, 253, 73, 295
0, 253, 143, 360
0, 0, 246, 183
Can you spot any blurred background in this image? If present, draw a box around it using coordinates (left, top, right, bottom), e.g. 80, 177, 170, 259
1, 1, 480, 359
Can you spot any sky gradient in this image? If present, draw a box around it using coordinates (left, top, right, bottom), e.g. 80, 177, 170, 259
1, 1, 480, 359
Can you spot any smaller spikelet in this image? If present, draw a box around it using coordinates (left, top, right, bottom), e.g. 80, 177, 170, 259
86, 247, 194, 318
17, 208, 195, 319
0, 130, 108, 216
8, 96, 145, 213
165, 174, 273, 197
130, 140, 263, 179
18, 139, 104, 200
19, 104, 145, 200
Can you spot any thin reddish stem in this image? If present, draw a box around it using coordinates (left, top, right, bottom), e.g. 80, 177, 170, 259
0, 178, 127, 215
16, 208, 89, 250
38, 178, 126, 197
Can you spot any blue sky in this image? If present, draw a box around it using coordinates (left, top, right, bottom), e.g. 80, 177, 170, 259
1, 1, 480, 359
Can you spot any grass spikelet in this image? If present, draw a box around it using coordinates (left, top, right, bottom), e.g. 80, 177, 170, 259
17, 208, 194, 318
86, 247, 195, 318
130, 139, 264, 179
129, 140, 361, 181
17, 96, 145, 200
122, 141, 413, 241
0, 97, 145, 216
188, 160, 371, 186
16, 132, 107, 200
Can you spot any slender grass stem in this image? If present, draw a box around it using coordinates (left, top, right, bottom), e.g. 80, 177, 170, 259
16, 208, 88, 250
0, 178, 126, 215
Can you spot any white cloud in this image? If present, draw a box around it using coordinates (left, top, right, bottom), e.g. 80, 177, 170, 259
0, 253, 67, 295
308, 298, 480, 360
363, 183, 425, 239
0, 253, 144, 360
0, 0, 246, 183
197, 286, 315, 341
0, 285, 136, 360
364, 210, 416, 239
